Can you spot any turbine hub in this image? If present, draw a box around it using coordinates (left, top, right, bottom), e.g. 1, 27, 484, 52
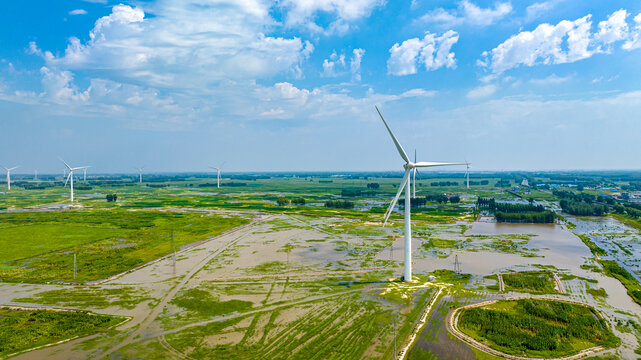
404, 162, 415, 170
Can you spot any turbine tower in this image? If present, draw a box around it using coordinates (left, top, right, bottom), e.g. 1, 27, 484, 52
465, 162, 470, 189
60, 159, 88, 202
136, 167, 145, 183
2, 165, 19, 190
376, 106, 468, 282
83, 166, 91, 181
209, 163, 224, 188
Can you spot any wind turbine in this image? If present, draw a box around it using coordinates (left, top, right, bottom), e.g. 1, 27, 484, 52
60, 159, 88, 202
376, 106, 468, 282
209, 163, 224, 188
2, 165, 19, 190
82, 166, 91, 181
135, 167, 145, 183
465, 162, 471, 189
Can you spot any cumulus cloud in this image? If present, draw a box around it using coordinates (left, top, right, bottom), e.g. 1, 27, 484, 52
350, 48, 365, 81
322, 48, 365, 81
278, 0, 385, 34
387, 31, 458, 76
322, 52, 346, 77
420, 0, 512, 27
31, 2, 314, 89
624, 13, 641, 50
69, 9, 88, 15
594, 10, 629, 51
480, 9, 641, 74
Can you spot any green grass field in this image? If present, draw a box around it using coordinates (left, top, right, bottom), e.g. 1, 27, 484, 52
501, 271, 557, 294
0, 209, 250, 283
0, 307, 123, 358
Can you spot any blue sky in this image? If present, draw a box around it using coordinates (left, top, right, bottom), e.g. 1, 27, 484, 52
1, 0, 641, 173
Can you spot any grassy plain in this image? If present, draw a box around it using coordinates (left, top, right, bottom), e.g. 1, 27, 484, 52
0, 209, 249, 283
0, 307, 123, 358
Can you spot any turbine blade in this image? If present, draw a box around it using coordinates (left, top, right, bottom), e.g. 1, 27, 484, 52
59, 158, 72, 170
9, 166, 19, 171
1, 165, 7, 171
413, 161, 468, 168
383, 170, 410, 226
375, 106, 410, 163
64, 172, 71, 187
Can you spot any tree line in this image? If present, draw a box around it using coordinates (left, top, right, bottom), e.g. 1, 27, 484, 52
477, 198, 554, 223
324, 200, 354, 209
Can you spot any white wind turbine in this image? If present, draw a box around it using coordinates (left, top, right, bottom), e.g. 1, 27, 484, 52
376, 106, 468, 282
60, 159, 88, 202
465, 162, 471, 189
2, 165, 19, 190
82, 166, 91, 181
136, 167, 145, 183
209, 163, 224, 188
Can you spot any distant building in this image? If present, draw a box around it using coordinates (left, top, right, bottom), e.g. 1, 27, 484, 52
521, 179, 529, 187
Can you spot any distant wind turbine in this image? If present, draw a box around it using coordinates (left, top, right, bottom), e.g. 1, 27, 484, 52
465, 162, 471, 189
209, 163, 225, 188
83, 166, 91, 181
376, 106, 468, 282
1, 165, 19, 190
60, 158, 88, 202
136, 167, 145, 183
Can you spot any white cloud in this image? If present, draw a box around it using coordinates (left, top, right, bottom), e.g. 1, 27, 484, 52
40, 67, 89, 104
420, 0, 512, 27
594, 10, 629, 51
31, 2, 313, 89
322, 52, 346, 77
321, 48, 365, 81
482, 9, 641, 74
623, 13, 641, 50
69, 9, 88, 15
350, 48, 365, 81
278, 0, 385, 34
481, 15, 593, 73
387, 30, 459, 76
528, 74, 570, 85
525, 1, 561, 22
466, 84, 496, 99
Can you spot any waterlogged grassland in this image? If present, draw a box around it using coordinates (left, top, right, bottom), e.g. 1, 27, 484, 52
13, 286, 153, 309
502, 271, 557, 294
415, 225, 538, 258
459, 299, 619, 358
0, 307, 123, 358
164, 292, 397, 360
0, 209, 250, 283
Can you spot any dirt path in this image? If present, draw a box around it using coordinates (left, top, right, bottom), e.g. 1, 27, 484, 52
553, 273, 566, 294
97, 215, 274, 359
146, 288, 361, 340
397, 286, 444, 360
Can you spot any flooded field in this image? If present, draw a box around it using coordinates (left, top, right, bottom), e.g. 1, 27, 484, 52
569, 216, 641, 282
